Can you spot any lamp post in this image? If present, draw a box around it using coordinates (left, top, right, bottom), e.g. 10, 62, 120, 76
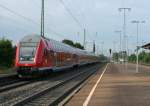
115, 30, 122, 63
119, 8, 131, 63
100, 42, 104, 55
131, 20, 145, 73
115, 30, 122, 51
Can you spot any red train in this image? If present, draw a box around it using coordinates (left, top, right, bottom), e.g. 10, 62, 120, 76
15, 35, 99, 77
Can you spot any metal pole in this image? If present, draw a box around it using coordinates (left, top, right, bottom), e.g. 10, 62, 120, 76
132, 20, 145, 73
114, 31, 122, 53
120, 32, 122, 53
123, 9, 126, 55
83, 29, 86, 49
77, 32, 79, 42
93, 40, 96, 54
114, 30, 122, 63
101, 42, 104, 55
119, 8, 131, 63
136, 22, 139, 73
113, 41, 116, 53
41, 0, 44, 37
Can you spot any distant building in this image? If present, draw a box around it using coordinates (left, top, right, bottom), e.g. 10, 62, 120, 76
142, 43, 150, 50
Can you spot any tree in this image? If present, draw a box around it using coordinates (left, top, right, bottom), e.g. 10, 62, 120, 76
62, 39, 74, 47
144, 53, 150, 64
112, 52, 119, 62
62, 39, 84, 50
128, 54, 136, 62
128, 52, 150, 64
0, 38, 15, 67
74, 42, 84, 50
139, 51, 146, 63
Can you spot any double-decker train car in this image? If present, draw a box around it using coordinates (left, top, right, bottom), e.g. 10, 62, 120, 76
15, 35, 99, 77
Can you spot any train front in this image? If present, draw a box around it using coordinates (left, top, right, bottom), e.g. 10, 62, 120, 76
15, 35, 42, 77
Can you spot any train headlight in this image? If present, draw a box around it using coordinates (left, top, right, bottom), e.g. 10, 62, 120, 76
20, 57, 24, 61
30, 57, 34, 61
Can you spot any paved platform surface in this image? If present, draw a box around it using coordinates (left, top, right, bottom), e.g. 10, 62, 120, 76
65, 63, 150, 106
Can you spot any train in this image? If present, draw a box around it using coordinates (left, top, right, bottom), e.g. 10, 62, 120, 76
15, 35, 100, 77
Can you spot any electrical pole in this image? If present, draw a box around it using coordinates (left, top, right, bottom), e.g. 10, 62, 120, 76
115, 30, 122, 62
101, 42, 104, 55
119, 8, 131, 62
113, 41, 116, 53
93, 40, 96, 54
41, 0, 44, 37
83, 29, 86, 49
77, 32, 80, 42
131, 20, 145, 73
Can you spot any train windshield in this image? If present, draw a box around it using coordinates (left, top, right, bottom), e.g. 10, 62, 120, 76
19, 42, 37, 61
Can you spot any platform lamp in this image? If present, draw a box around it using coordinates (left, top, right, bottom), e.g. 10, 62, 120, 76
131, 20, 145, 73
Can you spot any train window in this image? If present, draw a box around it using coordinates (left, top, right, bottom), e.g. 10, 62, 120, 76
44, 49, 47, 56
19, 46, 36, 61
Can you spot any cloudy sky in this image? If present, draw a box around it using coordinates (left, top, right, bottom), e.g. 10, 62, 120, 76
0, 0, 149, 55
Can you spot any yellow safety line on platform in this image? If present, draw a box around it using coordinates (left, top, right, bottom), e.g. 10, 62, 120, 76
83, 63, 108, 106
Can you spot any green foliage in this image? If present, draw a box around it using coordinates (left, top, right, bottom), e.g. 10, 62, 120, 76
74, 42, 84, 50
128, 54, 136, 62
112, 52, 119, 62
62, 39, 74, 47
143, 53, 150, 63
0, 38, 15, 67
128, 51, 150, 64
62, 39, 84, 50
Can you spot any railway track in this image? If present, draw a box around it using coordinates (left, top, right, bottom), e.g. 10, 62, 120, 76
0, 74, 39, 93
0, 74, 20, 87
0, 63, 104, 106
0, 80, 35, 93
13, 64, 103, 106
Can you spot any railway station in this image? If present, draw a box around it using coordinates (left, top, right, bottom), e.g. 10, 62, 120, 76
0, 0, 150, 106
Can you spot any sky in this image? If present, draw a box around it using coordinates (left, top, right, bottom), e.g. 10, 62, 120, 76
0, 0, 149, 55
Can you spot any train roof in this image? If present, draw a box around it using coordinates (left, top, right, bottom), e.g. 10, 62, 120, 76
20, 35, 41, 43
20, 35, 95, 56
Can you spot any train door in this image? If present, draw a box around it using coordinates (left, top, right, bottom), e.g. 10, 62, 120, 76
48, 50, 55, 67
54, 52, 58, 67
56, 52, 62, 67
43, 48, 48, 66
72, 54, 78, 65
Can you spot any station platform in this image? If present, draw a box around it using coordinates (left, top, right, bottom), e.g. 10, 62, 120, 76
65, 63, 150, 106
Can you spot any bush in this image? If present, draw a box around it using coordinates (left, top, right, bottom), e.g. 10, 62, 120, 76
0, 38, 15, 67
128, 52, 150, 64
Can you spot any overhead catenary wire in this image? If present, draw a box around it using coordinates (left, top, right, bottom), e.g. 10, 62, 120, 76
59, 0, 83, 29
0, 3, 66, 39
31, 0, 67, 38
64, 0, 89, 29
32, 0, 83, 40
0, 3, 38, 25
59, 0, 92, 39
63, 0, 97, 40
33, 0, 92, 43
58, 0, 95, 48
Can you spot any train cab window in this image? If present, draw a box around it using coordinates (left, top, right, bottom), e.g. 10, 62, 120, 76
20, 45, 37, 61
